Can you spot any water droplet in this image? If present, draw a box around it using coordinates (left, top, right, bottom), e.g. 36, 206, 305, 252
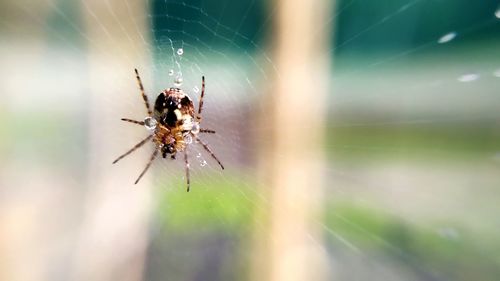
193, 86, 199, 93
184, 134, 192, 144
143, 116, 157, 130
195, 152, 207, 167
177, 48, 184, 56
495, 8, 500, 19
457, 73, 479, 82
174, 75, 183, 87
168, 69, 174, 76
191, 122, 200, 134
438, 32, 457, 44
493, 69, 500, 78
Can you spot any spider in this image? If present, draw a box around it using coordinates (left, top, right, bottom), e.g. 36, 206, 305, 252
112, 69, 224, 192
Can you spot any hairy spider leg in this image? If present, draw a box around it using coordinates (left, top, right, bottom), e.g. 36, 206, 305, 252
184, 149, 191, 192
112, 135, 153, 164
134, 68, 152, 116
196, 76, 206, 122
121, 118, 145, 126
195, 136, 224, 170
134, 149, 158, 184
195, 78, 218, 135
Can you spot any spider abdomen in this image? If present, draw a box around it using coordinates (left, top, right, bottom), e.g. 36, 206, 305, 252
154, 88, 195, 128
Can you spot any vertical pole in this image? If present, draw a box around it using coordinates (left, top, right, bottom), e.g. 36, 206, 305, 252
255, 0, 333, 281
72, 1, 151, 280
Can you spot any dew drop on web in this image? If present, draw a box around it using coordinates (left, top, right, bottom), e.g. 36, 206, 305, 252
457, 73, 479, 82
143, 116, 157, 130
174, 75, 183, 87
438, 32, 457, 44
196, 153, 207, 167
177, 48, 184, 56
168, 69, 174, 76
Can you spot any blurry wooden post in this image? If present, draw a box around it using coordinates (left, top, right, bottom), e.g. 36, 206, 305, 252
72, 1, 151, 280
254, 0, 333, 281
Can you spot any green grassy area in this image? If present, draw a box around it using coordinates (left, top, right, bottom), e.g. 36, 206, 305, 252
155, 174, 257, 232
326, 123, 500, 162
325, 204, 500, 281
154, 171, 500, 280
0, 112, 85, 167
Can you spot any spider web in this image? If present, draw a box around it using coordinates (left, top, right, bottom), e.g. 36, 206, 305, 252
2, 0, 500, 280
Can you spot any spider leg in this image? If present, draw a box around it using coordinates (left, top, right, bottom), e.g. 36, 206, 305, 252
134, 68, 152, 116
196, 76, 205, 122
121, 118, 145, 126
184, 148, 191, 192
200, 129, 216, 134
134, 149, 159, 184
112, 135, 153, 164
195, 136, 224, 170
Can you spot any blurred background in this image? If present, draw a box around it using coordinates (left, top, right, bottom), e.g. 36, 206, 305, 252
1, 0, 500, 280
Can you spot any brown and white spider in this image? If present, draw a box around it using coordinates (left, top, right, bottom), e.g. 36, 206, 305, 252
112, 69, 224, 192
